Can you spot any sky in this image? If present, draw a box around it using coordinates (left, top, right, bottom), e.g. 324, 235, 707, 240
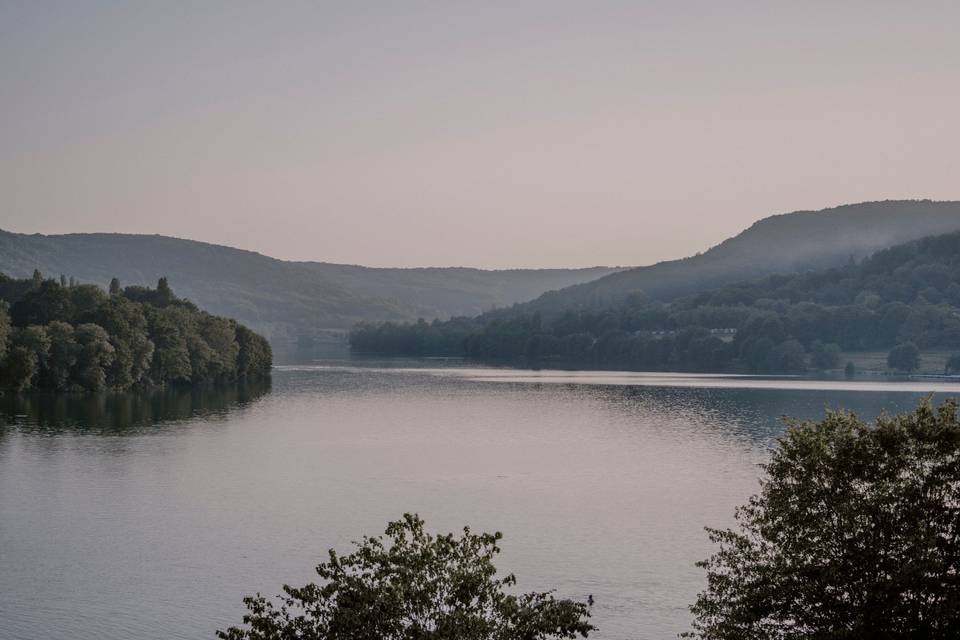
1, 1, 959, 269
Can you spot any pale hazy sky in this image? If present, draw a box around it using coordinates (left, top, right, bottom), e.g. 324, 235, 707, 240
2, 2, 958, 268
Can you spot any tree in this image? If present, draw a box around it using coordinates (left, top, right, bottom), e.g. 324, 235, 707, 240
236, 324, 273, 378
74, 323, 115, 390
89, 296, 153, 388
156, 276, 173, 307
109, 277, 121, 296
11, 280, 73, 326
887, 341, 920, 373
0, 305, 10, 362
218, 514, 594, 640
3, 345, 39, 391
69, 283, 107, 318
44, 320, 78, 390
3, 325, 50, 391
740, 337, 775, 372
195, 314, 238, 379
688, 400, 960, 639
809, 341, 841, 370
148, 307, 192, 383
770, 339, 806, 373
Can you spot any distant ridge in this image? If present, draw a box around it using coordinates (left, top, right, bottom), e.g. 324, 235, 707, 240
5, 200, 958, 347
0, 230, 621, 343
505, 200, 960, 317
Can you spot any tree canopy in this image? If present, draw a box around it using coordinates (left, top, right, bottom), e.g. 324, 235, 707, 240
887, 341, 921, 373
687, 399, 960, 639
0, 272, 271, 392
218, 513, 594, 640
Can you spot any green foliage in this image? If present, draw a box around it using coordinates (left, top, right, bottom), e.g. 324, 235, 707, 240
74, 323, 115, 390
88, 296, 154, 388
887, 341, 920, 372
688, 400, 960, 639
43, 320, 78, 390
156, 276, 173, 307
218, 514, 594, 640
236, 324, 273, 378
809, 341, 841, 369
353, 231, 960, 374
0, 304, 10, 362
2, 325, 50, 391
0, 273, 271, 391
11, 279, 74, 325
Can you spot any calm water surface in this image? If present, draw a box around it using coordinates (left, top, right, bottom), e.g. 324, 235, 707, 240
0, 361, 953, 639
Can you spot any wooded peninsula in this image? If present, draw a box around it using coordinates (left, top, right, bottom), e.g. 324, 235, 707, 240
0, 272, 272, 392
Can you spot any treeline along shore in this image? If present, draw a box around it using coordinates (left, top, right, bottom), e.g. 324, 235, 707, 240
0, 271, 271, 392
351, 231, 960, 375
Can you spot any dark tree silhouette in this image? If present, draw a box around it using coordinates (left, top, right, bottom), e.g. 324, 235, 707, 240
688, 400, 960, 639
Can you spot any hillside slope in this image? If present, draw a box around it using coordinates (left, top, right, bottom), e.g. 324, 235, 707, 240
516, 200, 960, 316
0, 231, 620, 342
352, 229, 960, 374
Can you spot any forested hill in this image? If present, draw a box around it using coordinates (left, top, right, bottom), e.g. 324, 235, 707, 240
0, 230, 621, 343
506, 200, 960, 317
351, 230, 960, 374
0, 272, 272, 392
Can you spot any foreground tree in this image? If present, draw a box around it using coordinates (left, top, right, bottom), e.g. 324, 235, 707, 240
688, 399, 960, 639
218, 514, 594, 640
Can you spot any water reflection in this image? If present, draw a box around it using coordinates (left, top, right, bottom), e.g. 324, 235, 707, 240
583, 384, 939, 448
0, 378, 272, 435
0, 364, 953, 640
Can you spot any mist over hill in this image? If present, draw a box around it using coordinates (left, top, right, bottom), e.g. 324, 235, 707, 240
509, 200, 960, 317
352, 228, 960, 374
0, 230, 620, 344
5, 200, 959, 351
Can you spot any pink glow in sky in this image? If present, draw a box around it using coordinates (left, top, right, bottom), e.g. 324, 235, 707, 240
2, 1, 958, 268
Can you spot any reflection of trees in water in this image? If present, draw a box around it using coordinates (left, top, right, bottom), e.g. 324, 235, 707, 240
0, 378, 271, 434
587, 384, 935, 447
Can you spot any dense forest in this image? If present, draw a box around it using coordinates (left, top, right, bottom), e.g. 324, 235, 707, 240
0, 272, 272, 392
351, 231, 960, 374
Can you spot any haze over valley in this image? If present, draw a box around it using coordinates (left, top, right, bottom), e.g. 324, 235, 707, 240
5, 200, 960, 355
0, 229, 621, 344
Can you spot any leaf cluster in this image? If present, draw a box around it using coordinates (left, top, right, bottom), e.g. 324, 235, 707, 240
218, 514, 593, 640
688, 399, 960, 639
